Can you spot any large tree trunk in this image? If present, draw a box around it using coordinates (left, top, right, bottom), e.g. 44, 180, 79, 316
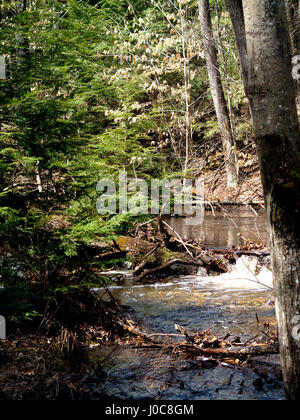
242, 0, 300, 400
198, 0, 239, 188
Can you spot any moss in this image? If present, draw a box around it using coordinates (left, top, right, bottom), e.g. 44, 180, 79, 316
156, 247, 185, 264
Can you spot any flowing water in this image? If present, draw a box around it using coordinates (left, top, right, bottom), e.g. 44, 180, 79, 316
89, 209, 284, 400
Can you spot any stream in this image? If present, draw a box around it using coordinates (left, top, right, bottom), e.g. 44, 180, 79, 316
89, 209, 285, 400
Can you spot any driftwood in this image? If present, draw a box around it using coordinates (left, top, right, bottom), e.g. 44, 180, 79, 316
107, 307, 279, 359
197, 344, 279, 356
128, 244, 267, 281
132, 245, 161, 276
174, 324, 278, 357
125, 342, 279, 356
204, 201, 264, 208
115, 320, 279, 358
206, 248, 270, 258
133, 251, 231, 281
135, 258, 204, 282
133, 242, 229, 282
196, 252, 228, 272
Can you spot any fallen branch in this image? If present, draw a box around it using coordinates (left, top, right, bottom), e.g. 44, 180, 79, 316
119, 342, 279, 356
132, 245, 160, 276
205, 201, 265, 207
135, 258, 204, 281
174, 324, 278, 357
194, 344, 279, 356
206, 248, 270, 258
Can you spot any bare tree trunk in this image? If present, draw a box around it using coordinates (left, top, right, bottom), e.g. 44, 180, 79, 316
290, 1, 300, 91
242, 0, 300, 400
286, 0, 300, 55
198, 0, 238, 188
35, 160, 43, 194
296, 1, 300, 55
15, 0, 29, 65
224, 0, 249, 92
179, 1, 192, 175
214, 0, 237, 149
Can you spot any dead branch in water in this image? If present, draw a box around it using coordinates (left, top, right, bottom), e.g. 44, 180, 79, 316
173, 324, 278, 357
126, 342, 279, 356
135, 258, 204, 281
192, 343, 278, 356
115, 320, 279, 359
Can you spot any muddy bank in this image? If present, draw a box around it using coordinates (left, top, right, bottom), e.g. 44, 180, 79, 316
204, 167, 264, 205
0, 289, 147, 400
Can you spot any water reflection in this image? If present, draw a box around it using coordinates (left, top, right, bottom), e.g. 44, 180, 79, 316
165, 208, 268, 247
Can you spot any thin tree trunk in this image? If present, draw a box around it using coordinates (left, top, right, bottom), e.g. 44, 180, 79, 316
179, 2, 192, 175
291, 1, 300, 90
35, 160, 43, 194
242, 0, 300, 400
198, 0, 238, 188
286, 0, 300, 55
214, 0, 237, 151
224, 0, 249, 92
296, 1, 300, 54
15, 1, 29, 65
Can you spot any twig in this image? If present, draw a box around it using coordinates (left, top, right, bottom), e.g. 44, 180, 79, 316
134, 218, 157, 236
147, 333, 185, 338
162, 220, 194, 259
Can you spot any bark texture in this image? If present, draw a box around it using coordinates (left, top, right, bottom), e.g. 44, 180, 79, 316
198, 0, 238, 188
242, 0, 300, 400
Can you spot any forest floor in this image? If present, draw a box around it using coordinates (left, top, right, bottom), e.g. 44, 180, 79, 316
204, 166, 264, 205
0, 292, 147, 400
